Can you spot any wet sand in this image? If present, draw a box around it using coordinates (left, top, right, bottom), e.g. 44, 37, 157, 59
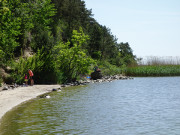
0, 85, 61, 122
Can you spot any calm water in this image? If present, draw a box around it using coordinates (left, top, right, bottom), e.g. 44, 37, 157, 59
1, 77, 180, 135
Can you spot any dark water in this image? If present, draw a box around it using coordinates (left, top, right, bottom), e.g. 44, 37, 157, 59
1, 77, 180, 135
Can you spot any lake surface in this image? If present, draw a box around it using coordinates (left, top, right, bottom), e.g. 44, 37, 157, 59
1, 77, 180, 135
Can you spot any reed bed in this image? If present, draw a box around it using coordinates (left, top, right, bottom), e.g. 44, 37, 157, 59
138, 56, 180, 65
126, 65, 180, 76
127, 56, 180, 76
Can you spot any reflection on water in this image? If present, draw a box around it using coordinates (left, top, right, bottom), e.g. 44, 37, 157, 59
1, 77, 180, 135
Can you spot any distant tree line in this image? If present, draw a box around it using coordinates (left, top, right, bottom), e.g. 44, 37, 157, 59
0, 0, 137, 84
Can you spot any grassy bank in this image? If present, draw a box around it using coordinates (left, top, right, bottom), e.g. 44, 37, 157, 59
126, 65, 180, 76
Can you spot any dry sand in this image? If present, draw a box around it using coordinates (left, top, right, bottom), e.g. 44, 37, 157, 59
0, 85, 61, 122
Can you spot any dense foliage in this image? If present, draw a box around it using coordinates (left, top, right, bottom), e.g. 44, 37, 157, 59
0, 0, 137, 84
53, 28, 95, 83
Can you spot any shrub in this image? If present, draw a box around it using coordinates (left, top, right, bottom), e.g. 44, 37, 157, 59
97, 61, 123, 76
10, 48, 56, 84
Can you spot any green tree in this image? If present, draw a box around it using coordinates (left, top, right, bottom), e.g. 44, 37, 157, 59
100, 26, 118, 61
52, 0, 92, 41
117, 42, 137, 66
86, 21, 102, 59
14, 2, 34, 53
29, 0, 56, 51
0, 0, 21, 61
53, 28, 95, 82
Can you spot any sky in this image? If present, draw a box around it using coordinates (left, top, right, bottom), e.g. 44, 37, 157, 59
84, 0, 180, 58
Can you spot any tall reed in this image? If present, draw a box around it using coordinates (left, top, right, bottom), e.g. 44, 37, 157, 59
138, 56, 180, 65
127, 56, 180, 76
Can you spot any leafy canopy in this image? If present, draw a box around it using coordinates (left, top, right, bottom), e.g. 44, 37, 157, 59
53, 28, 95, 82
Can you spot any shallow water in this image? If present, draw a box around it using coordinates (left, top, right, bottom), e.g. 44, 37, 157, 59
1, 77, 180, 135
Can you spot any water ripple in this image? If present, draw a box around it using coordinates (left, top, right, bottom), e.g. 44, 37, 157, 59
1, 77, 180, 135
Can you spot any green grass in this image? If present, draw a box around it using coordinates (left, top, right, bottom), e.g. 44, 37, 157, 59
126, 65, 180, 76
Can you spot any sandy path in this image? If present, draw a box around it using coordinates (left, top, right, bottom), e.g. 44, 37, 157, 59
0, 85, 61, 122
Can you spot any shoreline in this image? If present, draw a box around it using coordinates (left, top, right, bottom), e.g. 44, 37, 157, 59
0, 74, 132, 124
0, 85, 61, 123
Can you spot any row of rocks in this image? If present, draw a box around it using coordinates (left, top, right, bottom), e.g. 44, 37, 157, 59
50, 74, 133, 89
60, 81, 90, 88
62, 74, 133, 86
0, 75, 133, 91
1, 83, 19, 91
91, 74, 133, 83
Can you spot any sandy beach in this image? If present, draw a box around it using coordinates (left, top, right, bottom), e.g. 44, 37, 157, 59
0, 85, 61, 123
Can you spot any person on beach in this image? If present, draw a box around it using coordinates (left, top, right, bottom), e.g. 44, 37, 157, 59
24, 74, 28, 86
94, 66, 101, 72
28, 69, 34, 86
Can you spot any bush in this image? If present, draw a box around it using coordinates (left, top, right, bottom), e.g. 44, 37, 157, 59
10, 48, 56, 84
4, 75, 14, 84
97, 61, 123, 76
